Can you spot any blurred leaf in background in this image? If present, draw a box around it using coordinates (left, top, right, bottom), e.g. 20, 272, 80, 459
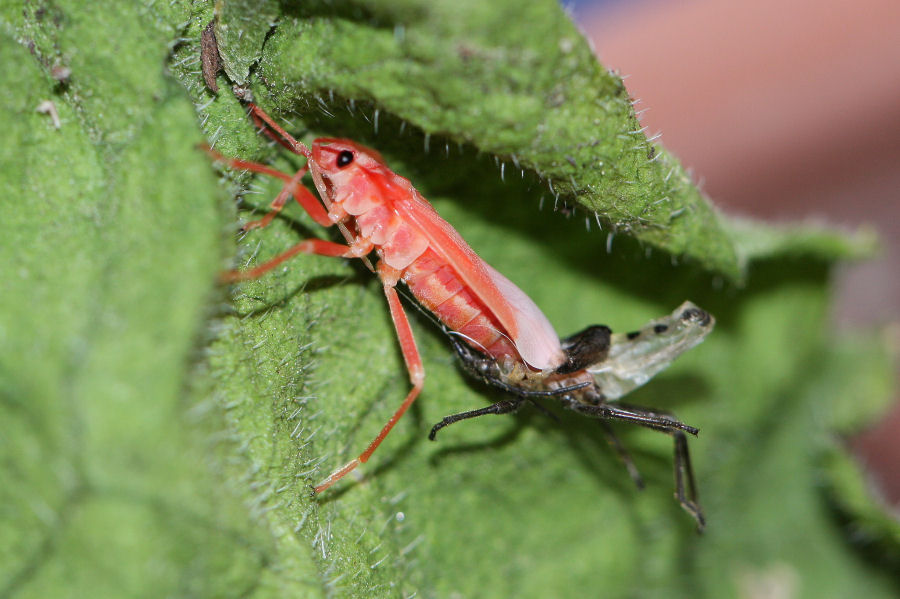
1, 1, 896, 598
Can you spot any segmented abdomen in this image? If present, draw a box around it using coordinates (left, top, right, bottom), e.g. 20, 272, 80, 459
401, 248, 520, 362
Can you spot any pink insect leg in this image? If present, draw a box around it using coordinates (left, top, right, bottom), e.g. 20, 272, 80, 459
314, 280, 425, 493
219, 104, 427, 492
202, 146, 331, 229
220, 238, 359, 283
204, 143, 356, 282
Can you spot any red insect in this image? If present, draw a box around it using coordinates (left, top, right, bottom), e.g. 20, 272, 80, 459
208, 104, 711, 529
208, 104, 571, 494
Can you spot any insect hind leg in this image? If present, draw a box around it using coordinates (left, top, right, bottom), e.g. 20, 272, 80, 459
570, 401, 704, 530
313, 283, 425, 494
597, 420, 645, 490
673, 429, 704, 531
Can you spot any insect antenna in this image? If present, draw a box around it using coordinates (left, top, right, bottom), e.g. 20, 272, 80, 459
428, 399, 522, 440
246, 103, 312, 158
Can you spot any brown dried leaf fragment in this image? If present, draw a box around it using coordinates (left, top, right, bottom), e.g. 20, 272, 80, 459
201, 20, 221, 93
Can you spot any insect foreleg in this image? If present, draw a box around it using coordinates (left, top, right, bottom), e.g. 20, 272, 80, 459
220, 239, 361, 283
203, 146, 331, 228
313, 281, 425, 493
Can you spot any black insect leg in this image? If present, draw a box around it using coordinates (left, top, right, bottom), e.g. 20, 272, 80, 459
570, 401, 704, 530
611, 402, 704, 530
597, 421, 645, 490
673, 430, 704, 531
617, 402, 703, 531
429, 399, 523, 440
571, 402, 699, 436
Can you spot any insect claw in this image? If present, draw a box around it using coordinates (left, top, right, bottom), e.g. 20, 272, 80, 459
678, 498, 706, 532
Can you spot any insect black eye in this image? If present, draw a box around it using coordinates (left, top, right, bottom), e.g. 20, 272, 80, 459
336, 150, 354, 168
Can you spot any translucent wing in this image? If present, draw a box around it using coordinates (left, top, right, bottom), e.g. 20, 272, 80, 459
586, 302, 714, 400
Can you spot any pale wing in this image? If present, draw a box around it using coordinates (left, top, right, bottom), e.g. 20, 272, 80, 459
588, 302, 714, 400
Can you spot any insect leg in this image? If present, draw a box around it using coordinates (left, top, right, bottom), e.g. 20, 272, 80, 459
428, 399, 523, 440
203, 146, 331, 228
597, 421, 645, 490
574, 401, 703, 530
613, 402, 701, 520
221, 239, 361, 283
313, 284, 425, 493
492, 380, 591, 399
571, 402, 699, 436
673, 430, 704, 531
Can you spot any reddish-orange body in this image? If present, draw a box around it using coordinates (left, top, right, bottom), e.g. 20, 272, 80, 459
208, 104, 564, 492
402, 249, 519, 360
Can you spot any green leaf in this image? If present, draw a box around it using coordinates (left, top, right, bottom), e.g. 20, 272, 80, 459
248, 1, 744, 280
1, 6, 269, 598
2, 1, 897, 598
726, 216, 879, 266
